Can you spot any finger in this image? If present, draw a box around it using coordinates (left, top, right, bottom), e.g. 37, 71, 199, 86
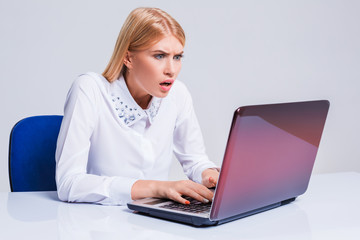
182, 190, 211, 204
170, 194, 191, 205
202, 177, 212, 188
203, 176, 216, 188
172, 180, 213, 203
209, 177, 217, 187
188, 184, 214, 202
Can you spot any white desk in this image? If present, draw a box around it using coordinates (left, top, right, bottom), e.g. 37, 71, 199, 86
1, 172, 359, 240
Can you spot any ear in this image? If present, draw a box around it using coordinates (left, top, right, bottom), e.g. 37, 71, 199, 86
123, 51, 134, 70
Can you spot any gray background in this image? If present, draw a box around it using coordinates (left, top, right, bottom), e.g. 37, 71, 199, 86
1, 0, 359, 192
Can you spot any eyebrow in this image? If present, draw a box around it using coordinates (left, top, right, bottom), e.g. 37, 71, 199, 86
150, 50, 184, 55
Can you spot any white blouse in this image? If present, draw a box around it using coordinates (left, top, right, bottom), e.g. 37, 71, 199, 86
55, 72, 217, 205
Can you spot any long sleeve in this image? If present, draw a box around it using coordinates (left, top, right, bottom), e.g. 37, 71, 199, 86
172, 82, 217, 184
55, 75, 137, 205
56, 73, 217, 206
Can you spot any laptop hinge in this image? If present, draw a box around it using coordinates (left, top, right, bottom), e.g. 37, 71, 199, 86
281, 197, 296, 205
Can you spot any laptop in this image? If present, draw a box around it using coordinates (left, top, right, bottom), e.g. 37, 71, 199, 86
127, 100, 330, 226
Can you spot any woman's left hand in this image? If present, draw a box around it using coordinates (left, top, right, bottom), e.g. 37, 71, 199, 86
201, 168, 220, 188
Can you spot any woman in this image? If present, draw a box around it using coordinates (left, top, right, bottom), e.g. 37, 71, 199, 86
56, 7, 219, 206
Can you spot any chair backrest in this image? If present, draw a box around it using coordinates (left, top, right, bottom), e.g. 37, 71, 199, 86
9, 115, 63, 192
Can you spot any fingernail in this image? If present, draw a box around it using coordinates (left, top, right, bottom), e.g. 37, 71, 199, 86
185, 200, 190, 205
203, 198, 209, 203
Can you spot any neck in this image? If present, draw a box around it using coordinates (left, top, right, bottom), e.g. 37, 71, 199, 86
123, 73, 152, 109
136, 95, 152, 109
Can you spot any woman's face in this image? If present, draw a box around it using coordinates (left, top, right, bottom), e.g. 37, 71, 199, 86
124, 35, 184, 107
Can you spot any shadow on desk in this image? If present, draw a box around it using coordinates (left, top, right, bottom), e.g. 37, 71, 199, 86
128, 203, 312, 239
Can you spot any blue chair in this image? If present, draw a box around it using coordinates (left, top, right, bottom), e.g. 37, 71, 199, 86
8, 115, 63, 192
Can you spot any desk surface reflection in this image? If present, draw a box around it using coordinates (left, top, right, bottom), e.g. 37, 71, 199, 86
1, 172, 359, 240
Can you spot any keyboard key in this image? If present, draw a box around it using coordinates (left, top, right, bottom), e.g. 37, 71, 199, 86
160, 197, 211, 213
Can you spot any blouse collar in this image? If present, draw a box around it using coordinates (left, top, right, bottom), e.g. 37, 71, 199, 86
110, 75, 162, 126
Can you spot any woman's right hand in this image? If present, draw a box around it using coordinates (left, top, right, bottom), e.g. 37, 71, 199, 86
131, 179, 214, 204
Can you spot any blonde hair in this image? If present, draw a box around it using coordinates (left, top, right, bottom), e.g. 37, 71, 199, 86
102, 7, 186, 82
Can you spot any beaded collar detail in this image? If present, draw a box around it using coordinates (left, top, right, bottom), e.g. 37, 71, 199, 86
110, 77, 162, 126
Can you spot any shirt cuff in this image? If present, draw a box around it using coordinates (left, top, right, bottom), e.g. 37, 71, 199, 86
109, 177, 138, 205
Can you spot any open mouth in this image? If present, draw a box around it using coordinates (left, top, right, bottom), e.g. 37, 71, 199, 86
159, 79, 174, 88
160, 81, 172, 86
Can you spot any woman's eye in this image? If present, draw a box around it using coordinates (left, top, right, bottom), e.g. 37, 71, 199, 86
154, 54, 164, 60
174, 55, 183, 60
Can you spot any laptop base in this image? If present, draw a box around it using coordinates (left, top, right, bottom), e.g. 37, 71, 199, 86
128, 197, 296, 227
128, 203, 218, 226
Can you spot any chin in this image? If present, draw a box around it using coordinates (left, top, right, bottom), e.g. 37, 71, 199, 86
158, 93, 169, 98
155, 91, 170, 98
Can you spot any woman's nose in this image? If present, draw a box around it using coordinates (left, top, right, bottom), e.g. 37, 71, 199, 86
164, 60, 175, 78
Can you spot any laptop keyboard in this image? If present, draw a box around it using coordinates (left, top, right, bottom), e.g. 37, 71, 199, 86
159, 197, 211, 214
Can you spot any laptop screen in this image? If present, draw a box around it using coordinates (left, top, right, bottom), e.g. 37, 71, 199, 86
210, 100, 329, 221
